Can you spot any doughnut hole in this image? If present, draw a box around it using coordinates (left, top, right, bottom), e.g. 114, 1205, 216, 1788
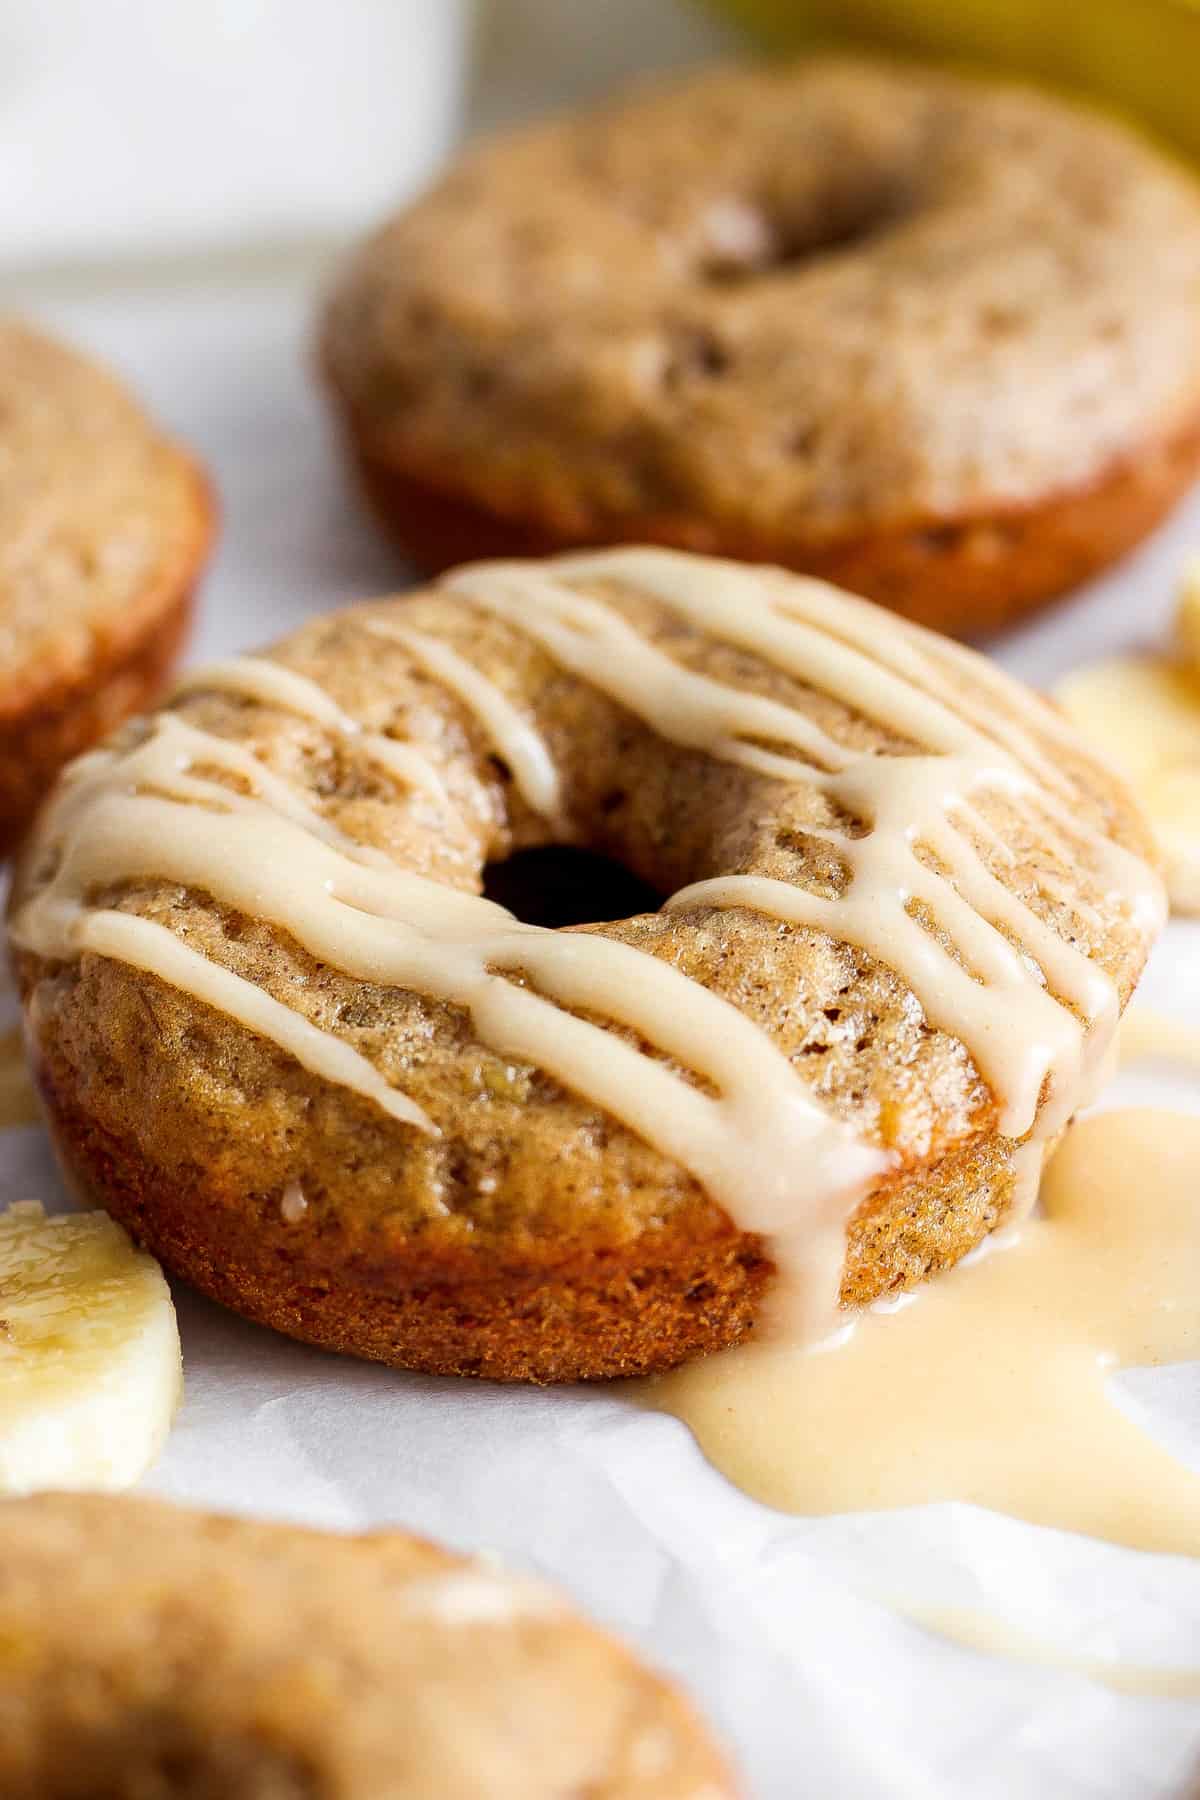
692, 173, 912, 283
482, 844, 665, 930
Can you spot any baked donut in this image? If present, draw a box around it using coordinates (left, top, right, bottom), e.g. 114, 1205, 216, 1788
323, 58, 1200, 637
0, 1492, 734, 1798
9, 549, 1162, 1380
0, 321, 214, 856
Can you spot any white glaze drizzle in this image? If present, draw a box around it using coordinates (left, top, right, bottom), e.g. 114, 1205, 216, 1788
736, 569, 1081, 801
142, 713, 400, 870
488, 551, 1160, 922
362, 619, 565, 825
449, 571, 852, 779
448, 550, 1158, 1138
12, 549, 1164, 1342
85, 907, 433, 1130
174, 656, 450, 803
15, 659, 882, 1334
449, 554, 1156, 924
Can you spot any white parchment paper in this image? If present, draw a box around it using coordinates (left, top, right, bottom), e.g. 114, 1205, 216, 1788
6, 266, 1200, 1799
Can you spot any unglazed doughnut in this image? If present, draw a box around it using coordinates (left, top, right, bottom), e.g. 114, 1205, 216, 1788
323, 58, 1200, 637
9, 550, 1162, 1380
0, 1493, 734, 1798
0, 321, 214, 855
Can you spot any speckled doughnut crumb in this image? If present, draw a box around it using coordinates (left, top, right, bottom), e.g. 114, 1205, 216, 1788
10, 551, 1159, 1382
0, 320, 214, 854
323, 57, 1200, 636
0, 1492, 736, 1799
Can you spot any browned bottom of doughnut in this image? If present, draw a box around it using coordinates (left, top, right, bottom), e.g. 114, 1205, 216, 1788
334, 406, 1200, 641
34, 1040, 1021, 1382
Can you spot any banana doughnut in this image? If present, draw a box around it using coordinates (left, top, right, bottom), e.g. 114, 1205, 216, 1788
0, 321, 214, 855
9, 550, 1162, 1380
323, 58, 1200, 637
0, 1492, 734, 1798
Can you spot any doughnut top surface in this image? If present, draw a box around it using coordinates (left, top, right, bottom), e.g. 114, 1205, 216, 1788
0, 1493, 733, 1797
11, 551, 1163, 1369
325, 58, 1200, 543
0, 320, 208, 710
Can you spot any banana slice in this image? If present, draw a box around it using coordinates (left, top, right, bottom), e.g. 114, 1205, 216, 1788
1140, 766, 1200, 917
0, 1201, 181, 1495
1054, 565, 1200, 918
1056, 656, 1200, 781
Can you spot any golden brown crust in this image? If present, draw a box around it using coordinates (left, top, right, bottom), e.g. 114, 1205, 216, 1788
31, 1037, 1019, 1380
9, 558, 1158, 1382
336, 403, 1200, 638
0, 1493, 736, 1798
323, 57, 1200, 634
0, 322, 216, 854
0, 557, 207, 857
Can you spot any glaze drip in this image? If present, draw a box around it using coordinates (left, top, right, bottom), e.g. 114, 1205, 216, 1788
643, 1109, 1200, 1556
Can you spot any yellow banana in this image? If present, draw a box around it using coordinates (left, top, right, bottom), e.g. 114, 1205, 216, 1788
704, 0, 1200, 163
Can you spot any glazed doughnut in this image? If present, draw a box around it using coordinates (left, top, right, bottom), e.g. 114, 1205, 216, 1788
10, 550, 1162, 1380
0, 321, 214, 855
0, 1492, 734, 1798
323, 57, 1200, 637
